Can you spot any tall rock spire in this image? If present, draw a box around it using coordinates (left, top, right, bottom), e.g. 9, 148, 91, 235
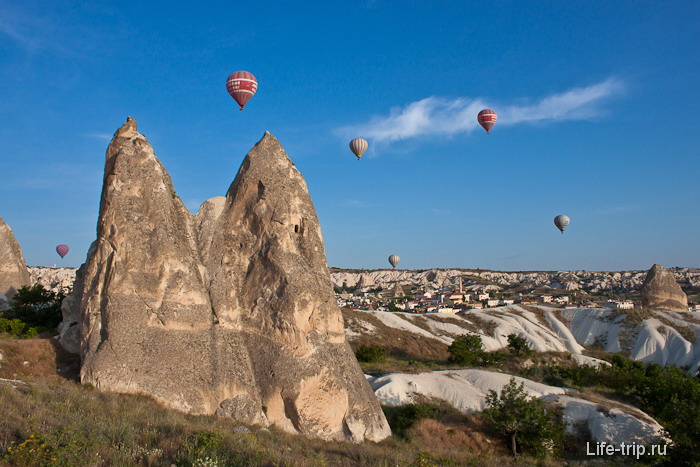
66, 120, 390, 442
641, 264, 688, 312
0, 216, 31, 302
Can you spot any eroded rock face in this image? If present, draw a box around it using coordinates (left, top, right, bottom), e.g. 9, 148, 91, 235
0, 217, 31, 301
198, 133, 389, 441
67, 118, 390, 442
641, 264, 689, 312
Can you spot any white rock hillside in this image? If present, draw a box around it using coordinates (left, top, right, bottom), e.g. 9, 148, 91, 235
331, 268, 700, 295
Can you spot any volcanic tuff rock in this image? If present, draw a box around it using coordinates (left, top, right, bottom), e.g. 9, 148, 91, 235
29, 267, 76, 295
641, 264, 689, 312
0, 217, 31, 301
62, 117, 390, 442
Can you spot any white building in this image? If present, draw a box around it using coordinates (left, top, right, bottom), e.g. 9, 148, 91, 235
604, 300, 634, 310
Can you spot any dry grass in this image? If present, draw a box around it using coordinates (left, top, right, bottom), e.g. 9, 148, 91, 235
428, 315, 480, 334
462, 313, 498, 338
409, 415, 503, 458
518, 305, 555, 329
0, 335, 79, 382
573, 388, 658, 426
652, 313, 697, 343
341, 309, 450, 363
0, 349, 554, 466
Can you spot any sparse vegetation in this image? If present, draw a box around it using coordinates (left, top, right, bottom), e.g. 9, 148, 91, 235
0, 284, 64, 338
519, 354, 700, 465
446, 334, 502, 367
382, 403, 447, 440
0, 355, 534, 466
483, 378, 566, 458
355, 344, 387, 363
506, 334, 531, 356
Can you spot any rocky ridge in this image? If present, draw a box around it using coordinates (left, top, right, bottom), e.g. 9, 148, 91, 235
641, 264, 689, 312
332, 267, 700, 297
0, 216, 31, 305
60, 118, 390, 442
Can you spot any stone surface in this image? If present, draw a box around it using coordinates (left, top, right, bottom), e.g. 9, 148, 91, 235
641, 264, 689, 312
0, 217, 31, 301
389, 282, 404, 297
29, 267, 76, 295
65, 118, 390, 442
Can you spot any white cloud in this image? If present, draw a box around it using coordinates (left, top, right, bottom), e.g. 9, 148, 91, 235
338, 78, 624, 144
84, 133, 113, 141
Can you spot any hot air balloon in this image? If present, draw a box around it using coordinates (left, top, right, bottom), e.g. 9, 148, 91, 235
554, 215, 570, 234
226, 71, 258, 110
349, 138, 368, 160
477, 109, 498, 133
56, 244, 69, 258
388, 255, 400, 268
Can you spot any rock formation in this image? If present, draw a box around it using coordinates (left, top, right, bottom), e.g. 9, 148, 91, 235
389, 281, 404, 297
0, 216, 31, 301
641, 264, 688, 312
63, 117, 390, 442
29, 267, 77, 295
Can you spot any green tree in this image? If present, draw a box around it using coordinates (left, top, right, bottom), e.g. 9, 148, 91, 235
355, 344, 387, 363
483, 377, 566, 457
447, 333, 484, 366
507, 333, 532, 356
0, 284, 64, 336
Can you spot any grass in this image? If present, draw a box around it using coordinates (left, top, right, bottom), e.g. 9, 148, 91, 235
341, 309, 450, 363
0, 334, 553, 467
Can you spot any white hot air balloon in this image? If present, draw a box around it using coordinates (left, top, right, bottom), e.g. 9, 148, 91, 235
349, 138, 368, 160
388, 254, 400, 268
554, 215, 570, 234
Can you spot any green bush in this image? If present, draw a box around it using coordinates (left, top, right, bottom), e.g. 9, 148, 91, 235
447, 334, 489, 366
524, 356, 700, 465
355, 344, 387, 363
0, 284, 64, 337
382, 403, 445, 439
0, 318, 40, 338
506, 333, 532, 356
483, 377, 566, 458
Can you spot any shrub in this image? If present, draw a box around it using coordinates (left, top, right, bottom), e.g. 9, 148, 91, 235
0, 318, 40, 338
382, 403, 445, 439
355, 344, 387, 363
506, 333, 531, 356
447, 334, 486, 366
1, 284, 65, 334
483, 378, 566, 458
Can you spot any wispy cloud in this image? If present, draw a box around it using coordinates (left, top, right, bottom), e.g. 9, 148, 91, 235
338, 78, 624, 144
0, 2, 115, 57
84, 133, 113, 141
340, 199, 363, 207
0, 3, 57, 51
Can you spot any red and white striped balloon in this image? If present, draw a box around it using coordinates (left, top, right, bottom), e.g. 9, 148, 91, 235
477, 109, 498, 134
226, 71, 258, 111
56, 244, 69, 259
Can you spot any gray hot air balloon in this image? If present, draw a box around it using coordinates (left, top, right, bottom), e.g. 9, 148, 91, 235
349, 138, 368, 160
388, 254, 400, 268
554, 215, 570, 234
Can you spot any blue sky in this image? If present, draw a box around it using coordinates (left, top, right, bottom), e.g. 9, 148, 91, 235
1, 1, 698, 271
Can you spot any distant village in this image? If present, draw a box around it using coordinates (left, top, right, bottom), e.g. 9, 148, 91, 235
335, 277, 637, 313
